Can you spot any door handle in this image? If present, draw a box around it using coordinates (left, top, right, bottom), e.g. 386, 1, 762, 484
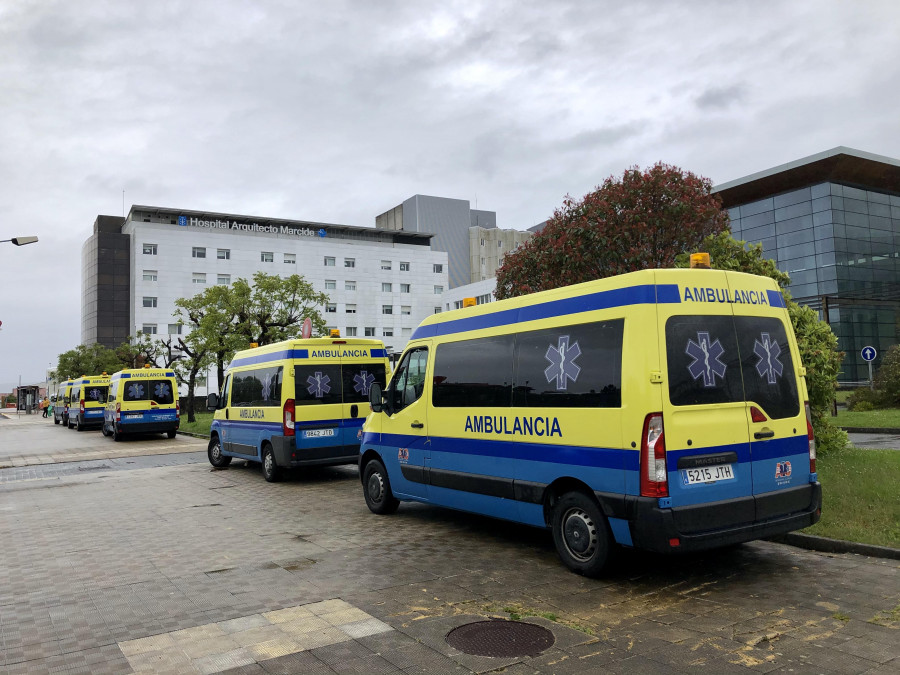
754, 430, 775, 439
225, 409, 229, 420
411, 421, 424, 429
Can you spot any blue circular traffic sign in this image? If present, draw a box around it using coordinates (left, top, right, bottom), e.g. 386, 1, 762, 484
861, 346, 877, 362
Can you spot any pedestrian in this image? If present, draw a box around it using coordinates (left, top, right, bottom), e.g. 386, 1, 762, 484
41, 396, 50, 418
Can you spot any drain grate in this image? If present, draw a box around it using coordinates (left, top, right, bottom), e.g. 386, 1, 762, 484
446, 619, 555, 658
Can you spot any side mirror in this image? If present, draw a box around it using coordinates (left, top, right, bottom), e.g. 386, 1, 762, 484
368, 383, 383, 413
206, 392, 219, 411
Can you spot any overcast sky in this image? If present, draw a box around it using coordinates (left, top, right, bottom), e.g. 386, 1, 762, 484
2, 0, 899, 389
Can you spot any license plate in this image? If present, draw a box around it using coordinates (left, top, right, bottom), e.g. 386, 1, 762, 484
304, 428, 335, 438
126, 414, 142, 419
681, 464, 734, 485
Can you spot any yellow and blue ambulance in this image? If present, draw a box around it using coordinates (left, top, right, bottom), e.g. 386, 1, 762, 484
207, 336, 390, 482
53, 379, 74, 426
67, 374, 111, 431
359, 262, 822, 576
103, 367, 180, 440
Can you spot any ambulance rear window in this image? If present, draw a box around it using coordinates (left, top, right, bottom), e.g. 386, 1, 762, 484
123, 379, 176, 404
84, 386, 108, 404
666, 315, 800, 418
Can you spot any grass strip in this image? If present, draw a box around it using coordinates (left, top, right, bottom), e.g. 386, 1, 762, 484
835, 407, 900, 429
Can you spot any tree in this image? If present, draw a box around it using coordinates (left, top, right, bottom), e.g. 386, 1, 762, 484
173, 295, 215, 423
495, 162, 729, 299
230, 272, 329, 346
116, 332, 184, 370
675, 232, 847, 455
56, 343, 124, 380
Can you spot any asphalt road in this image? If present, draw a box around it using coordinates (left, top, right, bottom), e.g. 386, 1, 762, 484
0, 416, 897, 674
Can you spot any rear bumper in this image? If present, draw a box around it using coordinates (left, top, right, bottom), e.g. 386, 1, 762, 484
623, 482, 822, 553
78, 412, 105, 428
271, 436, 358, 468
116, 420, 179, 434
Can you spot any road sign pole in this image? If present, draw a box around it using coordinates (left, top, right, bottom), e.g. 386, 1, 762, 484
869, 361, 874, 390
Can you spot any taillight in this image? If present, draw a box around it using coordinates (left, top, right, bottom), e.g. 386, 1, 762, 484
176, 400, 180, 419
640, 413, 668, 498
80, 399, 85, 414
283, 399, 295, 437
115, 402, 121, 422
805, 401, 816, 473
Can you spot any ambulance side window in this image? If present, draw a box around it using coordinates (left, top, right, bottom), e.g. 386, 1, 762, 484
232, 367, 283, 407
432, 335, 513, 407
389, 348, 428, 412
219, 375, 231, 409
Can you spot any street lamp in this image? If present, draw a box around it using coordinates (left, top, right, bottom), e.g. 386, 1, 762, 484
0, 236, 39, 246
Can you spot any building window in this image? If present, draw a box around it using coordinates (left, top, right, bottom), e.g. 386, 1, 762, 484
261, 251, 274, 263
141, 324, 157, 335
344, 258, 355, 268
192, 246, 206, 259
284, 253, 296, 264
382, 283, 392, 292
324, 256, 335, 266
383, 328, 394, 337
346, 304, 357, 314
402, 327, 411, 336
326, 303, 336, 313
143, 270, 157, 282
433, 264, 443, 273
400, 283, 410, 293
217, 248, 230, 260
143, 296, 157, 308
192, 273, 206, 284
382, 305, 393, 315
400, 262, 410, 271
364, 327, 375, 337
401, 306, 411, 315
434, 307, 442, 314
498, 240, 502, 248
168, 323, 182, 335
143, 243, 157, 255
434, 285, 444, 294
345, 280, 356, 291
381, 260, 391, 270
217, 274, 231, 285
346, 327, 358, 336
325, 279, 336, 290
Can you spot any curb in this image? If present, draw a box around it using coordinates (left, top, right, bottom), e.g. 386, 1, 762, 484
840, 426, 900, 434
769, 532, 900, 560
177, 431, 208, 439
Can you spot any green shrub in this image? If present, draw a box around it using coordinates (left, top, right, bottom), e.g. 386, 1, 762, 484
847, 387, 885, 411
873, 345, 900, 406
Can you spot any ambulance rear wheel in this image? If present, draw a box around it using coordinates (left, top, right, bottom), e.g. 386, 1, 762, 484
208, 436, 231, 468
75, 418, 83, 431
113, 426, 123, 442
54, 417, 60, 425
166, 430, 177, 439
261, 445, 279, 482
363, 459, 399, 515
551, 492, 611, 578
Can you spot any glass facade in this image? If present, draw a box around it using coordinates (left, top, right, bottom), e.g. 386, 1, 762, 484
729, 183, 900, 382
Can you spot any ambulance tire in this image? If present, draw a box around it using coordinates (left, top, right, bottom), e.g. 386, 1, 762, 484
208, 436, 231, 468
362, 458, 400, 515
101, 422, 110, 437
113, 427, 123, 442
551, 492, 611, 578
75, 417, 83, 432
54, 417, 60, 425
261, 445, 279, 483
166, 430, 177, 439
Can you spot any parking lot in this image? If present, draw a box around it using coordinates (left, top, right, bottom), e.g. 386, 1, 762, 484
0, 415, 898, 674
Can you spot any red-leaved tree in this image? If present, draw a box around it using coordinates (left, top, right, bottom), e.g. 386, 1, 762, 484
495, 162, 730, 299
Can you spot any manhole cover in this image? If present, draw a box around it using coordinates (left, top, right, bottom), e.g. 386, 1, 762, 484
446, 619, 555, 658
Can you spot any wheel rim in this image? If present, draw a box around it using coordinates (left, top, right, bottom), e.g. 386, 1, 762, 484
561, 507, 598, 562
264, 452, 273, 475
211, 442, 221, 461
367, 471, 385, 503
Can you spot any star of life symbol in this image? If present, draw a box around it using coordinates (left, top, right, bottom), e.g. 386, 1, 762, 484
154, 382, 170, 399
754, 333, 783, 384
306, 371, 331, 398
260, 373, 273, 400
544, 336, 582, 391
686, 331, 727, 388
128, 383, 144, 399
353, 370, 375, 396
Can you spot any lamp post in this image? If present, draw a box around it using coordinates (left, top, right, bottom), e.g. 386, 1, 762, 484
0, 236, 39, 246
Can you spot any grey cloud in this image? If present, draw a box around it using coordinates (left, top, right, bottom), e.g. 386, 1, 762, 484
695, 84, 747, 110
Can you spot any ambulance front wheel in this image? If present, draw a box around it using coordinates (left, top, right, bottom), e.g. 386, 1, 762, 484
363, 459, 399, 515
208, 435, 231, 468
551, 492, 611, 578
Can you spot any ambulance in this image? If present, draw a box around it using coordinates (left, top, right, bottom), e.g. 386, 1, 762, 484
360, 261, 822, 576
206, 336, 390, 482
67, 374, 111, 431
53, 379, 74, 426
103, 367, 180, 440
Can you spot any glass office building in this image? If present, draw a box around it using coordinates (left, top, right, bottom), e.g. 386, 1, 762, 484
716, 148, 900, 382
